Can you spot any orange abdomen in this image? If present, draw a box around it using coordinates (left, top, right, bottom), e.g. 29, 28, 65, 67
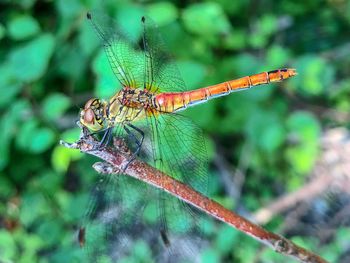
155, 68, 297, 113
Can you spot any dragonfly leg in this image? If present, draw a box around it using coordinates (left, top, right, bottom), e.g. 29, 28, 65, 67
128, 123, 145, 152
98, 127, 112, 148
81, 127, 112, 150
123, 123, 144, 170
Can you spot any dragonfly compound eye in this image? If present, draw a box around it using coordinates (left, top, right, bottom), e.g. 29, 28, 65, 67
84, 108, 95, 124
80, 98, 107, 131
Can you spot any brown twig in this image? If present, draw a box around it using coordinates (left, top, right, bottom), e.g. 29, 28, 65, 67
60, 129, 329, 263
253, 128, 350, 226
253, 171, 333, 225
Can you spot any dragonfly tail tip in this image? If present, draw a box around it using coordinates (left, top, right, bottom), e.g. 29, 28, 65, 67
288, 68, 297, 76
87, 12, 92, 20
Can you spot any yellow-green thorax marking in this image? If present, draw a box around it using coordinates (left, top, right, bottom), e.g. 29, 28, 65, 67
80, 87, 158, 132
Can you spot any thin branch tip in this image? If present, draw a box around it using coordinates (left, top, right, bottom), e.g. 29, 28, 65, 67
59, 139, 78, 149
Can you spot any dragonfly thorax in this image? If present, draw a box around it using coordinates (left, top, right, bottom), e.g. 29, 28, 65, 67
107, 88, 156, 125
120, 87, 154, 108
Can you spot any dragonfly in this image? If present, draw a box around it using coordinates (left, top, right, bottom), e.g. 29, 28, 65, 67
78, 11, 297, 262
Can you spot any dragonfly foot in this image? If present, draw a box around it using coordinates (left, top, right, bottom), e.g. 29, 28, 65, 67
121, 156, 135, 172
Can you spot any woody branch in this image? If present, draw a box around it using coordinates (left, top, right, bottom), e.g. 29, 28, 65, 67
60, 128, 328, 263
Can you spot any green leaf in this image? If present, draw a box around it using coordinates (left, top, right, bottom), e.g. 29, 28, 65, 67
55, 0, 83, 19
65, 193, 89, 221
287, 111, 321, 142
260, 14, 278, 35
133, 240, 152, 260
0, 99, 31, 170
177, 60, 206, 90
51, 144, 82, 173
12, 0, 37, 9
16, 118, 38, 150
20, 192, 50, 226
215, 225, 238, 253
259, 122, 285, 152
30, 127, 56, 153
0, 23, 5, 40
286, 145, 318, 177
249, 32, 268, 49
57, 45, 88, 80
266, 45, 291, 68
116, 5, 145, 42
8, 14, 40, 40
42, 93, 71, 121
201, 248, 220, 263
37, 219, 64, 248
78, 19, 99, 56
244, 109, 286, 154
17, 119, 56, 154
285, 111, 321, 174
231, 53, 261, 76
217, 95, 255, 134
0, 84, 22, 108
0, 63, 23, 108
293, 55, 335, 96
61, 128, 81, 142
185, 102, 216, 132
182, 2, 231, 36
0, 176, 15, 199
0, 230, 17, 260
142, 201, 158, 224
249, 15, 278, 49
16, 232, 43, 263
35, 170, 63, 193
198, 216, 216, 236
235, 237, 260, 262
146, 2, 178, 26
9, 34, 55, 82
223, 29, 247, 50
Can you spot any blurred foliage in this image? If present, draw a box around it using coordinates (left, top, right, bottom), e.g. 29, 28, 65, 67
0, 0, 350, 262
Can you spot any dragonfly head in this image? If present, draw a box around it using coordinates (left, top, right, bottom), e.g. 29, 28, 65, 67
80, 98, 107, 131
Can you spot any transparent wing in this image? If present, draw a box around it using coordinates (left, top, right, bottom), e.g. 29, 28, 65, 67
88, 11, 187, 93
82, 172, 157, 262
87, 11, 145, 89
145, 113, 209, 194
82, 11, 211, 262
81, 112, 212, 262
140, 112, 211, 256
82, 166, 209, 263
141, 16, 187, 93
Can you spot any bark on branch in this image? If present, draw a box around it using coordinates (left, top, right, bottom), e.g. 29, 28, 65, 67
60, 129, 328, 263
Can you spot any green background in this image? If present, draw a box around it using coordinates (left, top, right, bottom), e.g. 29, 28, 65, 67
1, 0, 349, 262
